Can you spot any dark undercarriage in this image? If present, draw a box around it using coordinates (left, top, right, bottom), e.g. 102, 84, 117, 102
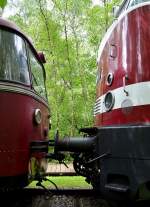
66, 125, 150, 200
0, 174, 28, 191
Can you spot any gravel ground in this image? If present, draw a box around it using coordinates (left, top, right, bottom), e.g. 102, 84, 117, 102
1, 189, 110, 207
2, 189, 150, 207
32, 194, 109, 207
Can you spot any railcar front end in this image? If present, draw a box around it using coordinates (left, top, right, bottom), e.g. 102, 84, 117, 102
0, 18, 50, 190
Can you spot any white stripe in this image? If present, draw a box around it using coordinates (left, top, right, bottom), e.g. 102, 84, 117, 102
94, 81, 150, 116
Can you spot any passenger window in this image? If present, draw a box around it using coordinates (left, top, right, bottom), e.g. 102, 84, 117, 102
28, 49, 47, 99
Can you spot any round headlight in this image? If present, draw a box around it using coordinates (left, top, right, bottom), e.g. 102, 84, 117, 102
104, 91, 115, 111
106, 73, 114, 86
34, 109, 42, 124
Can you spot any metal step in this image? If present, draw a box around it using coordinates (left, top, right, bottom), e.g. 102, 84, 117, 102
105, 183, 129, 193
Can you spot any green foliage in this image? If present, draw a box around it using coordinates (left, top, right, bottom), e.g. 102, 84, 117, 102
0, 0, 7, 9
29, 176, 91, 188
6, 0, 121, 139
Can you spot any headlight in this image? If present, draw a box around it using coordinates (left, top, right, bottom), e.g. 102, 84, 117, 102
34, 109, 42, 124
106, 73, 114, 86
104, 91, 115, 111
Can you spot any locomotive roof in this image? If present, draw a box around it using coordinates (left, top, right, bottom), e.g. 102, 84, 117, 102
0, 18, 43, 64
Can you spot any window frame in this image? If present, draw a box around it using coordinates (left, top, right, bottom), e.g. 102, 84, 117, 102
26, 44, 48, 100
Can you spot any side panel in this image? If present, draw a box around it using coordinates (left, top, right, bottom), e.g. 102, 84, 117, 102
0, 84, 49, 176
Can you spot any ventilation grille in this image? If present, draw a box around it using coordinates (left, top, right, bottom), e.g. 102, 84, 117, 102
94, 97, 102, 116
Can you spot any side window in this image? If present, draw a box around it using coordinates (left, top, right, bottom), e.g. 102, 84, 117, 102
96, 69, 101, 84
28, 49, 47, 99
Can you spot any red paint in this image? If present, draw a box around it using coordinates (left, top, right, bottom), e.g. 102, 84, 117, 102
95, 105, 150, 126
95, 5, 150, 127
0, 89, 49, 176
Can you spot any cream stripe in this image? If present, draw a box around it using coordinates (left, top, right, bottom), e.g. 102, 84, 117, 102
0, 84, 49, 107
94, 81, 150, 116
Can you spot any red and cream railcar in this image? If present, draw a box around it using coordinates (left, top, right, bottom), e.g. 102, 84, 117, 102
93, 0, 150, 200
0, 18, 50, 189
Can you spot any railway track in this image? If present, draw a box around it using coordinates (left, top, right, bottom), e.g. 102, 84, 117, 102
1, 188, 150, 207
1, 188, 102, 207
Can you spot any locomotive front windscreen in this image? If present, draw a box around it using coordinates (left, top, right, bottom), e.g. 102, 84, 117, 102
0, 29, 30, 85
128, 0, 150, 7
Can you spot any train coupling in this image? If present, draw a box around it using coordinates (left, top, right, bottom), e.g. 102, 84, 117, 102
48, 129, 97, 153
46, 129, 97, 163
46, 129, 102, 188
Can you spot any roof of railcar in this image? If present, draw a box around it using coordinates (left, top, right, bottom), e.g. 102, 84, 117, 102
0, 17, 43, 64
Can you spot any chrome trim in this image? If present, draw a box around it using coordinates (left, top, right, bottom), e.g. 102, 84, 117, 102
0, 83, 49, 107
94, 97, 102, 116
34, 109, 42, 125
104, 91, 115, 112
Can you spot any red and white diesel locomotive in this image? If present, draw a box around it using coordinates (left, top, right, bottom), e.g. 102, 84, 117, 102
93, 0, 150, 200
55, 0, 150, 200
0, 18, 50, 189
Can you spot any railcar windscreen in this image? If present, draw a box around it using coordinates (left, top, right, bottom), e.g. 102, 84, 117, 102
0, 30, 30, 85
128, 0, 150, 8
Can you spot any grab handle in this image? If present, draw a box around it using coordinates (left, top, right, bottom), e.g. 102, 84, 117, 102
123, 75, 129, 96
